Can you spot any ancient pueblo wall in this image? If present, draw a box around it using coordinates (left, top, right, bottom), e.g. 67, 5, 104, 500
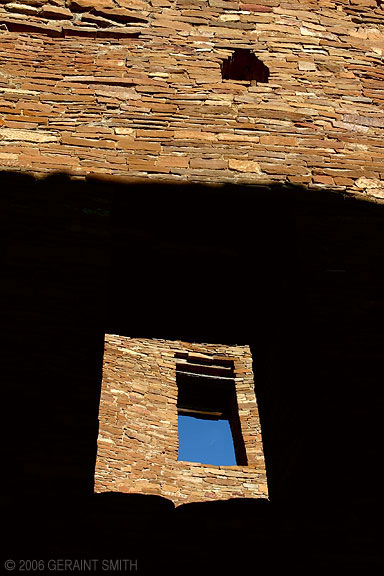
0, 0, 383, 199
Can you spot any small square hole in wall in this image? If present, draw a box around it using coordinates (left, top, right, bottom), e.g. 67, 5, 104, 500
176, 354, 247, 466
221, 49, 269, 83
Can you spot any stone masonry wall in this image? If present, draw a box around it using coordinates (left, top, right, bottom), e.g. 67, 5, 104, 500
94, 335, 268, 506
0, 0, 383, 200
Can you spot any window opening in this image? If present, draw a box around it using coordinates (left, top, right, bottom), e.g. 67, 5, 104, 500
176, 353, 247, 466
178, 414, 236, 466
221, 48, 269, 83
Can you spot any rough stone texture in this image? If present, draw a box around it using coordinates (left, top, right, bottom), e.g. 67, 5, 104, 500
0, 0, 383, 200
95, 335, 268, 505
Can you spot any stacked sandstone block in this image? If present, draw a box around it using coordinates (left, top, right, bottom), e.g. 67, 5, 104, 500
0, 0, 383, 200
94, 335, 268, 506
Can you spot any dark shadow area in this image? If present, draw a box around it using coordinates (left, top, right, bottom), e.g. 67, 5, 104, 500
174, 497, 272, 571
221, 49, 270, 82
3, 172, 384, 572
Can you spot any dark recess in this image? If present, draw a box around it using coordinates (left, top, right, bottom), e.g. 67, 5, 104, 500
3, 172, 383, 573
221, 49, 269, 82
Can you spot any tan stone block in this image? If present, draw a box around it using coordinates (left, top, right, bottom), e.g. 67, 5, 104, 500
6, 0, 45, 5
39, 94, 95, 103
152, 17, 193, 31
229, 159, 261, 173
217, 133, 260, 142
68, 0, 115, 10
334, 176, 354, 186
355, 177, 384, 198
114, 128, 136, 137
0, 151, 19, 166
15, 101, 53, 114
260, 163, 308, 176
174, 130, 216, 141
240, 3, 273, 11
61, 135, 116, 149
136, 129, 175, 138
40, 5, 73, 19
156, 153, 188, 166
190, 158, 228, 170
4, 120, 43, 130
0, 128, 58, 143
116, 138, 161, 152
259, 135, 298, 146
127, 159, 163, 172
298, 61, 317, 71
288, 175, 312, 185
150, 103, 178, 113
4, 2, 39, 15
115, 0, 149, 9
313, 174, 335, 185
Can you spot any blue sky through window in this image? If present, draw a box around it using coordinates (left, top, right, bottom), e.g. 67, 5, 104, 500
178, 414, 236, 466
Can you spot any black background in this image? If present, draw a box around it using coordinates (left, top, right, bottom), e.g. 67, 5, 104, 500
3, 172, 384, 573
